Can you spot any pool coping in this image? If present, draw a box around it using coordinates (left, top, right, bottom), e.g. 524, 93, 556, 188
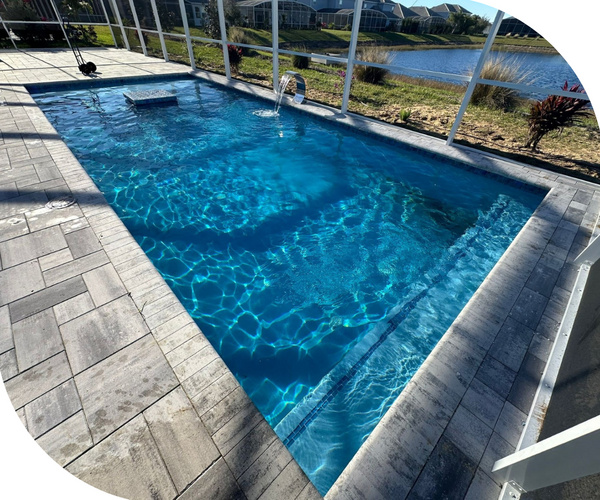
183, 70, 600, 498
0, 49, 598, 500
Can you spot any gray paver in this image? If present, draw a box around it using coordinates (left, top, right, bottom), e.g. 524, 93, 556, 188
60, 294, 149, 374
24, 379, 81, 438
38, 247, 74, 271
0, 191, 47, 219
445, 405, 493, 465
9, 275, 86, 323
179, 458, 246, 500
0, 304, 13, 354
12, 308, 63, 372
238, 440, 292, 500
82, 263, 126, 307
0, 260, 45, 306
53, 292, 95, 325
495, 401, 527, 448
509, 287, 549, 330
25, 203, 83, 232
507, 353, 546, 414
74, 334, 178, 442
43, 250, 109, 287
259, 459, 309, 500
0, 348, 18, 380
225, 419, 278, 479
192, 372, 240, 417
64, 226, 102, 259
165, 333, 211, 367
297, 482, 322, 500
4, 351, 72, 409
480, 432, 515, 485
461, 377, 505, 429
488, 318, 535, 373
143, 387, 220, 493
36, 411, 94, 467
406, 436, 477, 500
0, 214, 29, 243
66, 414, 178, 500
464, 470, 501, 500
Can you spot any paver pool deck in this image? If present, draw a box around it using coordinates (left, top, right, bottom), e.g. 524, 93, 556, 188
0, 48, 598, 500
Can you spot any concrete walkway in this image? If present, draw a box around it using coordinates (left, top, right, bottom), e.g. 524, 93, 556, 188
1, 47, 599, 500
0, 48, 320, 500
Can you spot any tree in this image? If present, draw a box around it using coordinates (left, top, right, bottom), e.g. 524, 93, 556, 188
156, 2, 176, 33
1, 0, 40, 22
448, 12, 490, 35
224, 0, 242, 27
61, 0, 92, 18
204, 0, 220, 39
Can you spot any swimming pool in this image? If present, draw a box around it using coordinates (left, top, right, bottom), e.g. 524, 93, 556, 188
33, 77, 544, 494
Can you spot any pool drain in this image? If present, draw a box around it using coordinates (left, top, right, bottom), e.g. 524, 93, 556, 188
46, 195, 76, 210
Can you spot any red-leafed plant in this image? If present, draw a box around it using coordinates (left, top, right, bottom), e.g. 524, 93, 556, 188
227, 44, 243, 72
526, 81, 591, 151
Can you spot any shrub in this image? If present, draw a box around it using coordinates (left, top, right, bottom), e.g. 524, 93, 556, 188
291, 53, 309, 70
343, 24, 351, 31
526, 81, 590, 151
328, 22, 335, 30
399, 109, 411, 122
354, 46, 391, 85
228, 27, 250, 55
470, 55, 530, 111
227, 44, 243, 72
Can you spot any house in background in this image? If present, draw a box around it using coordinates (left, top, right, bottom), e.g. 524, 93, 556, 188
430, 3, 471, 19
496, 16, 539, 37
409, 6, 447, 33
185, 0, 209, 27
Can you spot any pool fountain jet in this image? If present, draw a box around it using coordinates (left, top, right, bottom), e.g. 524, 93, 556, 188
274, 71, 306, 113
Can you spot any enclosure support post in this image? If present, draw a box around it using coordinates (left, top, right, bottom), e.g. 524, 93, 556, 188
48, 0, 73, 52
493, 414, 600, 494
341, 0, 364, 114
127, 0, 148, 56
109, 0, 130, 51
177, 0, 196, 70
446, 9, 504, 145
99, 0, 117, 48
149, 0, 169, 61
272, 0, 279, 92
216, 0, 231, 79
0, 13, 18, 50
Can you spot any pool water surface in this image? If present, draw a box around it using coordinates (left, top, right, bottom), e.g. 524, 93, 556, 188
34, 78, 544, 493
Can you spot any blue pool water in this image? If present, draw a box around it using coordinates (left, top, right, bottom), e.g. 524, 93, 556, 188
34, 78, 544, 493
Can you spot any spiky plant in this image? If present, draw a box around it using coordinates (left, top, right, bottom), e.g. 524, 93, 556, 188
470, 54, 530, 111
526, 81, 590, 151
354, 46, 390, 85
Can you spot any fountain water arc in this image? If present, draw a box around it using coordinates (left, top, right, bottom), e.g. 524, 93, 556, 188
274, 71, 306, 113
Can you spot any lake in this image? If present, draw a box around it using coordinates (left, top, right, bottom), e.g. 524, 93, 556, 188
384, 48, 581, 94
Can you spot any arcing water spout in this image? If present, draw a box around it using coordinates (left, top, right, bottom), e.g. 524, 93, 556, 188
274, 71, 306, 113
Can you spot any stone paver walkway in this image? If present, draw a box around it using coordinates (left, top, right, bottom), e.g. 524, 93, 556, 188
0, 48, 320, 500
1, 47, 599, 500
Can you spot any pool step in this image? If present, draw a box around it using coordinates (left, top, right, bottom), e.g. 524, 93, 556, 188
123, 90, 177, 106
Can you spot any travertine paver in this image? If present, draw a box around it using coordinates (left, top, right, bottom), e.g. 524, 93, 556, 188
1, 48, 599, 500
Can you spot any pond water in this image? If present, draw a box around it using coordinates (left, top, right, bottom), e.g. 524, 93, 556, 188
385, 48, 581, 94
